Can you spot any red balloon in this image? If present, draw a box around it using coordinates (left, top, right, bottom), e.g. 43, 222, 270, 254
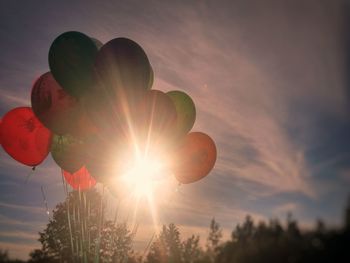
0, 107, 52, 166
31, 72, 82, 135
63, 166, 96, 190
172, 132, 217, 184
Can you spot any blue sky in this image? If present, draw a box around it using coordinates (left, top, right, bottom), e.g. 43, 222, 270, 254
1, 0, 350, 260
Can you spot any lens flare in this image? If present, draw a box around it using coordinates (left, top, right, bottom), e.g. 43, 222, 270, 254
121, 155, 166, 197
110, 153, 170, 231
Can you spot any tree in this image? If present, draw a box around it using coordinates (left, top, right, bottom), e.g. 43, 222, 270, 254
30, 189, 133, 263
206, 218, 222, 251
182, 235, 201, 263
146, 224, 202, 263
28, 249, 56, 263
0, 249, 24, 263
0, 250, 9, 263
205, 218, 222, 262
232, 215, 255, 242
147, 224, 182, 263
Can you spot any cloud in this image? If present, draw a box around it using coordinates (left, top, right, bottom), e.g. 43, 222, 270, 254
0, 151, 64, 186
340, 169, 350, 184
0, 230, 38, 241
273, 202, 300, 216
0, 201, 46, 214
0, 214, 45, 228
0, 91, 29, 109
142, 10, 316, 197
141, 0, 348, 200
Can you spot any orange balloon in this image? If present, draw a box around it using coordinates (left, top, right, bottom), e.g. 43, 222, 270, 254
63, 166, 96, 190
172, 132, 217, 184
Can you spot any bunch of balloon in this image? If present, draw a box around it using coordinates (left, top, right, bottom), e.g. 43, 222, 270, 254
0, 31, 217, 192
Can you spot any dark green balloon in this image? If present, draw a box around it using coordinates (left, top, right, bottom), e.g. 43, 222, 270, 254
166, 90, 196, 136
91, 37, 103, 49
83, 136, 126, 184
94, 37, 151, 101
51, 134, 84, 173
49, 31, 98, 98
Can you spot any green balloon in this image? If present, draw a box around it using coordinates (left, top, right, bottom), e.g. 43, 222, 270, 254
94, 37, 151, 103
166, 90, 196, 136
91, 37, 103, 49
49, 31, 98, 98
51, 134, 84, 173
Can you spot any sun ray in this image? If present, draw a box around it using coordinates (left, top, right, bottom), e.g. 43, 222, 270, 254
146, 190, 160, 234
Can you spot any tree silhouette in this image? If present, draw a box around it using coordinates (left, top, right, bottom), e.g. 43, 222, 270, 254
204, 218, 222, 263
29, 189, 133, 263
146, 224, 204, 263
0, 249, 24, 263
146, 224, 182, 263
3, 193, 350, 262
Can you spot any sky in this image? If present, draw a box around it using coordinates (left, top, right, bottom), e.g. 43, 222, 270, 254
1, 0, 350, 260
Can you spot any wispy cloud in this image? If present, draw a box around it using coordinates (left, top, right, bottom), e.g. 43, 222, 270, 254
0, 201, 46, 214
273, 202, 300, 216
0, 230, 38, 241
141, 0, 346, 200
145, 15, 315, 197
0, 91, 29, 108
0, 214, 45, 228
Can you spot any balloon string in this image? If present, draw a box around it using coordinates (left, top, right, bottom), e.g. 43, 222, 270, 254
140, 180, 183, 261
131, 220, 139, 238
104, 197, 118, 263
40, 186, 50, 217
77, 190, 82, 262
141, 232, 156, 262
61, 169, 68, 196
140, 180, 183, 262
113, 198, 121, 225
123, 218, 139, 263
124, 196, 134, 224
75, 198, 80, 262
82, 191, 88, 263
72, 197, 78, 261
66, 185, 75, 262
87, 195, 91, 257
24, 166, 36, 184
94, 186, 104, 263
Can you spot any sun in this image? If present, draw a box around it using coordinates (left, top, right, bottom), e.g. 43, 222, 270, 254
113, 152, 172, 231
121, 155, 166, 198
